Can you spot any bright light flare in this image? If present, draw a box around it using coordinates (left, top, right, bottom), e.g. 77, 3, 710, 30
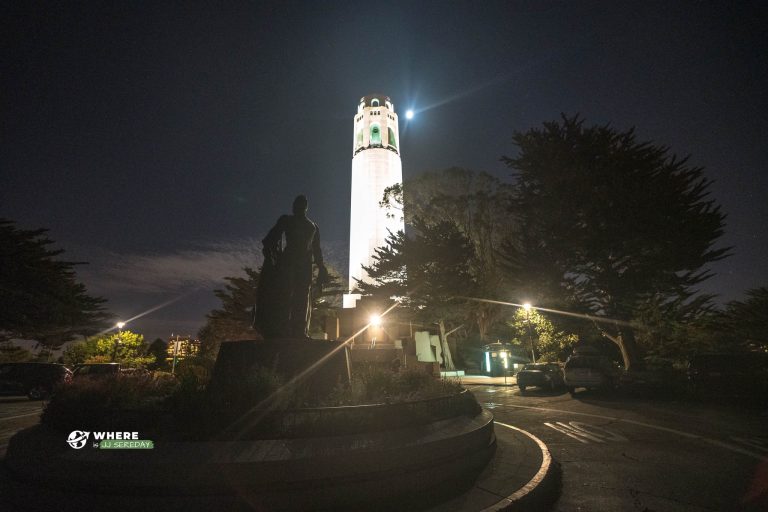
226, 300, 402, 440
523, 302, 532, 311
405, 109, 414, 119
369, 314, 381, 327
457, 296, 635, 327
92, 295, 190, 338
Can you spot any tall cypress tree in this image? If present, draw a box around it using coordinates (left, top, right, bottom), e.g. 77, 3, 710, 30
0, 219, 110, 346
502, 115, 729, 369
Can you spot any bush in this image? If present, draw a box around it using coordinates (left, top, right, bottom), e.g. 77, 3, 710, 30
327, 366, 463, 406
173, 357, 215, 388
163, 364, 293, 439
40, 361, 470, 442
41, 373, 178, 434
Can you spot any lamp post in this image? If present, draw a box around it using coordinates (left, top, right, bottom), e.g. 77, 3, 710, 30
523, 303, 535, 364
112, 322, 125, 362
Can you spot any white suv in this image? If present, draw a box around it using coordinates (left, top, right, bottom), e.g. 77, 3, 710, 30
563, 355, 618, 394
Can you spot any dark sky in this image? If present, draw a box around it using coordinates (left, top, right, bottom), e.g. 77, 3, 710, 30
3, 1, 767, 342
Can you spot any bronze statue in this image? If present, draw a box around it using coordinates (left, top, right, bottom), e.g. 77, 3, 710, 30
256, 195, 328, 338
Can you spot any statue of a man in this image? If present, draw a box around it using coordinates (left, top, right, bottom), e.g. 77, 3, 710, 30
258, 195, 327, 338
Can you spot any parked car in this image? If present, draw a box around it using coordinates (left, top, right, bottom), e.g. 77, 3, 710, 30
563, 354, 619, 394
517, 362, 564, 392
687, 352, 768, 403
0, 362, 72, 400
72, 363, 120, 378
619, 356, 686, 397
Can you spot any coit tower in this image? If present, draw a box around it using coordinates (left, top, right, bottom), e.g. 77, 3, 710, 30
343, 94, 404, 308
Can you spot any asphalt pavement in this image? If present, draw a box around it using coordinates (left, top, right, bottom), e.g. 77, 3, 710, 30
0, 397, 44, 457
466, 383, 768, 511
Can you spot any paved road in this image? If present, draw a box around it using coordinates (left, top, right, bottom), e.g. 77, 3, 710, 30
0, 398, 45, 457
468, 385, 768, 511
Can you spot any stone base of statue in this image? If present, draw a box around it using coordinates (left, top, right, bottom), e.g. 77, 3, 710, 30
208, 338, 351, 401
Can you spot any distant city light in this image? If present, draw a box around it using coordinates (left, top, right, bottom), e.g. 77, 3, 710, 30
405, 109, 414, 119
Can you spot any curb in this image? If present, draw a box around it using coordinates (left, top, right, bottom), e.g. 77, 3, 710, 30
485, 422, 560, 512
425, 421, 560, 512
464, 383, 517, 388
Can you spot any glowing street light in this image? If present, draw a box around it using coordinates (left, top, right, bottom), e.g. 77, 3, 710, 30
369, 314, 381, 327
405, 109, 414, 120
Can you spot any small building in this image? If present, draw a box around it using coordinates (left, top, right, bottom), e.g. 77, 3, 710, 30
481, 342, 530, 377
166, 335, 200, 364
326, 297, 440, 375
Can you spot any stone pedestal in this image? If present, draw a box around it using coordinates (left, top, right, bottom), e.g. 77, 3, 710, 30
209, 339, 350, 400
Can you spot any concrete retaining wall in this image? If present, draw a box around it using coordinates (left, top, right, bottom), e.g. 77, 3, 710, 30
4, 406, 495, 511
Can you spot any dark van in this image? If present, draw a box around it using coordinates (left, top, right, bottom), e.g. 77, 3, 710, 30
0, 362, 72, 400
72, 363, 120, 378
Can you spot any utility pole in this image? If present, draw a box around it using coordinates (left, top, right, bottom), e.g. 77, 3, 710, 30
112, 322, 125, 362
523, 304, 535, 363
171, 334, 182, 374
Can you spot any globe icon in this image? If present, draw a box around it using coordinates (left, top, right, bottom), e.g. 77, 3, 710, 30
67, 430, 89, 449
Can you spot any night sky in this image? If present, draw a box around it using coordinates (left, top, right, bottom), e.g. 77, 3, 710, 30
3, 1, 766, 342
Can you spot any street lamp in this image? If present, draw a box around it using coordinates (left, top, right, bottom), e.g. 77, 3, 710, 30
112, 322, 125, 362
523, 303, 535, 364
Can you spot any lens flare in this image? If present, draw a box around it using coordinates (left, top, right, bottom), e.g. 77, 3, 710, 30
456, 296, 634, 327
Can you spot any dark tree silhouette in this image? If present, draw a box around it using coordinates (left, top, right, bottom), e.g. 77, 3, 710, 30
502, 115, 729, 369
0, 219, 110, 346
357, 219, 477, 368
721, 287, 768, 352
147, 338, 170, 370
379, 168, 515, 341
198, 267, 261, 355
198, 265, 344, 353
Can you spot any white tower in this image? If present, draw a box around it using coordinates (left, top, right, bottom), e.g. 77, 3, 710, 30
343, 94, 404, 308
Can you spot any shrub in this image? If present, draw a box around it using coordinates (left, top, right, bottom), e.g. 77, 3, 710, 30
327, 366, 464, 406
163, 364, 293, 439
40, 362, 471, 441
173, 357, 215, 388
42, 373, 178, 434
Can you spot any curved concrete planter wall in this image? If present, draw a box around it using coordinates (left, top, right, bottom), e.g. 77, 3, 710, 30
4, 396, 496, 511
